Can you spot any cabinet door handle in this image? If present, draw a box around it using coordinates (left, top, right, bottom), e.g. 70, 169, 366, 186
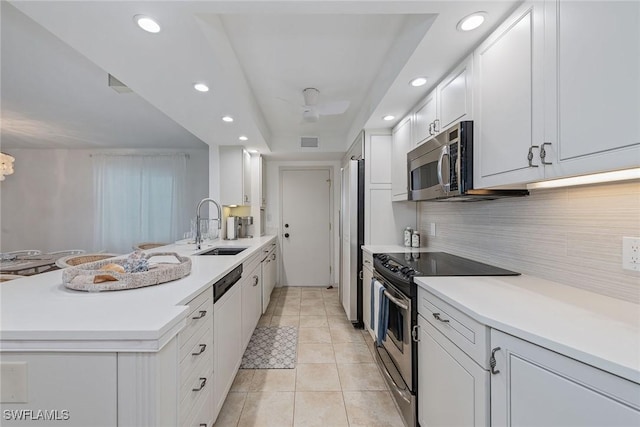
191, 344, 207, 356
411, 325, 420, 343
253, 275, 259, 286
528, 146, 539, 167
192, 377, 207, 392
364, 259, 371, 265
428, 122, 434, 136
433, 119, 440, 133
271, 253, 276, 260
540, 142, 552, 165
200, 424, 208, 427
490, 347, 501, 375
192, 310, 207, 320
432, 312, 450, 323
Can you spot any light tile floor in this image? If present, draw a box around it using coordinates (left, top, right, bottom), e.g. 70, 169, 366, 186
214, 286, 405, 427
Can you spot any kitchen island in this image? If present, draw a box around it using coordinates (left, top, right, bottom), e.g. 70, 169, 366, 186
0, 235, 277, 426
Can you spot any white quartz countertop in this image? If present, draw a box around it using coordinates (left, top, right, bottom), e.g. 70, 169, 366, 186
414, 275, 640, 384
0, 235, 276, 352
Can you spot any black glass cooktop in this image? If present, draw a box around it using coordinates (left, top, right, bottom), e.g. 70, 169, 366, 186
385, 252, 520, 277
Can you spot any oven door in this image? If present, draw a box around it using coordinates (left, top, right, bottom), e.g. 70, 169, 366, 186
373, 273, 416, 427
374, 273, 413, 389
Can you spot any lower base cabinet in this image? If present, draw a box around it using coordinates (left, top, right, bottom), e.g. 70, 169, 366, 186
241, 264, 262, 350
417, 314, 489, 427
213, 283, 242, 419
490, 330, 640, 426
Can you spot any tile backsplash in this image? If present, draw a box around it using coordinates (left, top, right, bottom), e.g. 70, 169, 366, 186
417, 180, 640, 303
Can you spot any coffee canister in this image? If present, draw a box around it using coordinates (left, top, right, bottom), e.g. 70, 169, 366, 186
412, 230, 421, 248
404, 227, 413, 247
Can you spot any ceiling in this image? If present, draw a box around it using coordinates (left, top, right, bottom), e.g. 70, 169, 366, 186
2, 0, 520, 157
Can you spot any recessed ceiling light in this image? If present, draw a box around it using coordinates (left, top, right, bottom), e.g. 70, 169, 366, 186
134, 15, 161, 33
383, 115, 395, 121
222, 116, 234, 123
457, 12, 487, 32
410, 77, 427, 87
193, 83, 209, 92
239, 135, 248, 141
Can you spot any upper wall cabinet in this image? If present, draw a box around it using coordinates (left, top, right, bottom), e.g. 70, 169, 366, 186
437, 55, 473, 132
412, 91, 438, 146
542, 0, 640, 179
474, 0, 639, 189
391, 116, 412, 201
412, 56, 473, 146
220, 146, 251, 206
473, 2, 546, 188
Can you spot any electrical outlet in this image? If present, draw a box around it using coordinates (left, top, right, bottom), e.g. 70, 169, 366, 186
429, 223, 436, 236
622, 237, 640, 271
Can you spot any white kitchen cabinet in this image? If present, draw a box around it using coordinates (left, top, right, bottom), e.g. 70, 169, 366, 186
417, 286, 490, 427
362, 251, 373, 337
261, 245, 277, 313
473, 1, 546, 188
412, 91, 437, 146
213, 282, 242, 418
491, 330, 640, 426
241, 263, 262, 350
474, 0, 639, 189
542, 0, 640, 178
364, 131, 415, 244
0, 353, 117, 427
418, 315, 489, 427
177, 288, 214, 427
437, 55, 473, 132
411, 56, 472, 146
220, 146, 251, 206
260, 155, 267, 208
391, 117, 412, 201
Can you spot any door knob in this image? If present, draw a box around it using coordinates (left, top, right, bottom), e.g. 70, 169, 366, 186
284, 233, 290, 238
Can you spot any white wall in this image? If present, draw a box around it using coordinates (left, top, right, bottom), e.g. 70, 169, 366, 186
265, 159, 341, 286
417, 180, 640, 302
0, 148, 209, 253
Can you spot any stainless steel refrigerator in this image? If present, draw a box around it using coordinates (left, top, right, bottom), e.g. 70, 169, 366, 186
339, 157, 364, 327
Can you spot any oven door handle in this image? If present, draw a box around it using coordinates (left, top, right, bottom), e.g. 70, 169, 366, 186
383, 290, 409, 311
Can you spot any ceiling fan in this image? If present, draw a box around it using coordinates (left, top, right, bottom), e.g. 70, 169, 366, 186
298, 88, 350, 123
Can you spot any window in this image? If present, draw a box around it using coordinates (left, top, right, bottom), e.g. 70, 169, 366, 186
93, 153, 187, 253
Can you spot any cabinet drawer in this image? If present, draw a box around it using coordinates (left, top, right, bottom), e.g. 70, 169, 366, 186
181, 291, 213, 347
184, 386, 213, 427
417, 286, 489, 368
180, 323, 213, 380
363, 251, 373, 269
180, 362, 213, 424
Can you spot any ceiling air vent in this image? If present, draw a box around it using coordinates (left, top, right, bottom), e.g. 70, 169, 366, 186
108, 74, 133, 94
300, 136, 319, 148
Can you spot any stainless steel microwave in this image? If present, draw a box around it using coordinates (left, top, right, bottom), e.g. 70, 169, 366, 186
407, 121, 528, 201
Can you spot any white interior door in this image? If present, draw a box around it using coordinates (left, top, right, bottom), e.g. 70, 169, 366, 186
281, 169, 332, 286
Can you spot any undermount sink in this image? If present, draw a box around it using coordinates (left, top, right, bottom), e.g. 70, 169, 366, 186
198, 247, 248, 256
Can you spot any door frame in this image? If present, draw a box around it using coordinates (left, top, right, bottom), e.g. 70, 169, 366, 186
278, 166, 335, 287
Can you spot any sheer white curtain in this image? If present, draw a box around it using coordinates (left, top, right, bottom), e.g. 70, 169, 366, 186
93, 153, 188, 253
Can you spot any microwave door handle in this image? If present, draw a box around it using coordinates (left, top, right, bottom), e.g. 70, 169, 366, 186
437, 146, 450, 192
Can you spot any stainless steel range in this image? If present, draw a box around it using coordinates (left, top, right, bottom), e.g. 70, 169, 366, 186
372, 252, 519, 427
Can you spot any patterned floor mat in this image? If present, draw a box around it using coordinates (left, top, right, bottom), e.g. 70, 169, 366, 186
240, 326, 298, 369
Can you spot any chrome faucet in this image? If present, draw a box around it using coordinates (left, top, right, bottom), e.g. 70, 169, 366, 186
195, 198, 222, 250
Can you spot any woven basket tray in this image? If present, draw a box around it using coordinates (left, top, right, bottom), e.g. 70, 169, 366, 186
62, 252, 191, 292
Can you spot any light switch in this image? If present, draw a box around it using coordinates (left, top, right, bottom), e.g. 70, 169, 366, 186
1, 362, 28, 403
